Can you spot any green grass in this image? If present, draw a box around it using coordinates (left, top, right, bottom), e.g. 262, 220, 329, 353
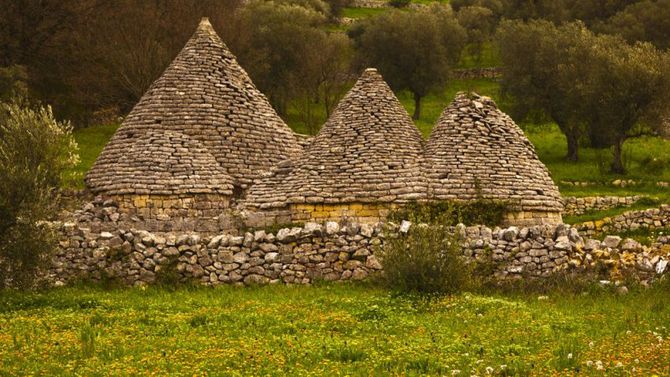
457, 41, 501, 69
65, 123, 118, 189
1, 284, 669, 375
341, 7, 387, 19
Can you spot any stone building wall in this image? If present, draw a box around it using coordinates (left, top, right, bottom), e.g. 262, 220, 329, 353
66, 195, 235, 234
244, 203, 398, 228
563, 196, 641, 216
503, 211, 563, 226
49, 219, 670, 287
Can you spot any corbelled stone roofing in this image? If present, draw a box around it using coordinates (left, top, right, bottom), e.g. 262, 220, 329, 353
106, 131, 233, 195
424, 93, 563, 212
245, 68, 426, 209
86, 18, 302, 194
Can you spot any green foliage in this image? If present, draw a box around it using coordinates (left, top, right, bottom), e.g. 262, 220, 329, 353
497, 20, 593, 162
597, 0, 670, 50
378, 223, 473, 295
457, 5, 497, 66
388, 0, 411, 7
0, 101, 78, 289
352, 4, 467, 119
388, 200, 509, 227
0, 65, 28, 101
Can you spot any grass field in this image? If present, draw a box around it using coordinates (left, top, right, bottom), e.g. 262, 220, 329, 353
1, 283, 669, 376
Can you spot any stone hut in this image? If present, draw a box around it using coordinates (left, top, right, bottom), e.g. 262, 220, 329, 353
244, 68, 426, 225
85, 18, 302, 227
423, 93, 563, 225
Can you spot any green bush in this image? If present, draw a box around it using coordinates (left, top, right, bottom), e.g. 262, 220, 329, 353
0, 101, 78, 289
387, 200, 509, 226
388, 0, 410, 8
639, 156, 666, 175
378, 223, 472, 295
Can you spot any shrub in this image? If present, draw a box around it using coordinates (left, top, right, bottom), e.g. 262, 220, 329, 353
639, 156, 666, 175
387, 200, 509, 226
0, 101, 78, 289
388, 0, 410, 8
378, 223, 472, 295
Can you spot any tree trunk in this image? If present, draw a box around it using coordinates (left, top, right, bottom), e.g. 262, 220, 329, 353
565, 129, 579, 162
610, 138, 626, 174
412, 93, 422, 120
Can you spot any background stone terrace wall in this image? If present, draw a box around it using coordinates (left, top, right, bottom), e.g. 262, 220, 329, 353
50, 219, 669, 287
574, 205, 670, 237
563, 196, 641, 216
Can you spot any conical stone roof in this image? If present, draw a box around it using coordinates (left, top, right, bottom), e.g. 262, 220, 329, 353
424, 93, 563, 213
86, 18, 302, 194
246, 68, 426, 209
104, 131, 233, 195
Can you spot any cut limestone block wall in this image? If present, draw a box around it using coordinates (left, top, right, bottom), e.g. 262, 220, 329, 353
49, 219, 670, 287
563, 196, 641, 216
63, 196, 237, 234
243, 203, 399, 228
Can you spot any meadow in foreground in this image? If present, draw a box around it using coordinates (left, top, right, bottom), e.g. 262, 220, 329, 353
1, 283, 669, 376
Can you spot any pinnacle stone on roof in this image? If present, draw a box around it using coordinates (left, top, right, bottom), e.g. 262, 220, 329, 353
423, 92, 563, 213
86, 17, 302, 194
245, 68, 426, 209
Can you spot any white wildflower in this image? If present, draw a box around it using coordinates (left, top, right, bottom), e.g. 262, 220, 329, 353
567, 353, 573, 359
586, 361, 593, 367
596, 360, 604, 370
485, 367, 494, 375
451, 370, 461, 375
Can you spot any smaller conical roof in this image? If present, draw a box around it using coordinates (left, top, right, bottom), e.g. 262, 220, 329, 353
88, 131, 233, 196
246, 68, 426, 208
424, 92, 563, 213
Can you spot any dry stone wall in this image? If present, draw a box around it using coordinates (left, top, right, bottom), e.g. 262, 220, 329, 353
563, 196, 641, 216
574, 205, 670, 237
49, 219, 670, 287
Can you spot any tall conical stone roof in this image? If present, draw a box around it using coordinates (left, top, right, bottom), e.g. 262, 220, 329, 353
424, 93, 563, 213
86, 18, 302, 194
246, 68, 426, 209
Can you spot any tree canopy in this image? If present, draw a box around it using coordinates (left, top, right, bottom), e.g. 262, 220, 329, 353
351, 4, 466, 120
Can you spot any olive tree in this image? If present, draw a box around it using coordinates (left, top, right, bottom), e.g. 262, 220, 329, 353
0, 101, 78, 289
352, 4, 466, 120
582, 38, 670, 173
497, 20, 594, 161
